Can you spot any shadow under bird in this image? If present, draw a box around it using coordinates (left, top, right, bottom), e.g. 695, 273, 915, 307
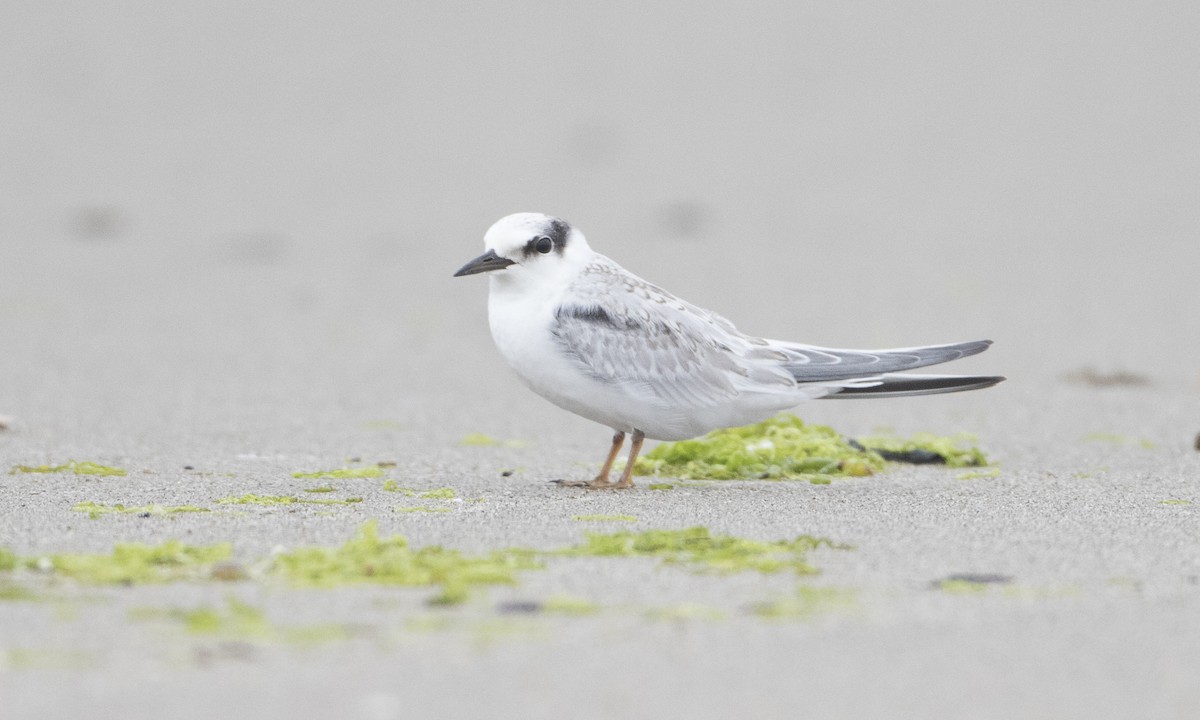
455, 213, 1004, 489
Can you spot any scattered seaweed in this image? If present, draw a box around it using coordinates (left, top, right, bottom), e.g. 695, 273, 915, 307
855, 433, 988, 467
132, 596, 350, 644
419, 488, 457, 500
572, 515, 637, 523
559, 526, 840, 575
460, 433, 526, 448
646, 603, 724, 621
72, 502, 210, 519
1082, 433, 1156, 449
932, 573, 1013, 594
292, 467, 383, 479
303, 485, 337, 493
542, 594, 600, 615
956, 468, 1001, 480
10, 461, 127, 477
216, 494, 362, 506
395, 506, 452, 513
751, 586, 857, 619
634, 415, 882, 481
382, 480, 415, 495
25, 540, 232, 584
269, 521, 541, 605
648, 483, 676, 491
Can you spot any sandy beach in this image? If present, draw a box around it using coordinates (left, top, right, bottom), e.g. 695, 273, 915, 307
2, 3, 1199, 718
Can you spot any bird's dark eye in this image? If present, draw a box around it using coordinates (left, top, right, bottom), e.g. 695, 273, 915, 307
535, 236, 553, 254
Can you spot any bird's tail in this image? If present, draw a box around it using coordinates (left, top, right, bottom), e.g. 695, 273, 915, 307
820, 373, 1005, 399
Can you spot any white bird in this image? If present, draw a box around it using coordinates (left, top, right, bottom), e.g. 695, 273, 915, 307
455, 213, 1003, 489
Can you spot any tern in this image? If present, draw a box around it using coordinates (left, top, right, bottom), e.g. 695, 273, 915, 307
455, 213, 1002, 489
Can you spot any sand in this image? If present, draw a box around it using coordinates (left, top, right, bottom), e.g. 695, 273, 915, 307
2, 3, 1199, 718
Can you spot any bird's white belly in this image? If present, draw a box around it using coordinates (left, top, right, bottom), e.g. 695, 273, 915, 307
488, 291, 642, 430
487, 285, 803, 440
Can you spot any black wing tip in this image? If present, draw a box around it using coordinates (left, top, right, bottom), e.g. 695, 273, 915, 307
829, 374, 1005, 398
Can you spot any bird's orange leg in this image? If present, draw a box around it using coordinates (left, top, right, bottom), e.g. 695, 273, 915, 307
553, 431, 625, 488
612, 429, 645, 489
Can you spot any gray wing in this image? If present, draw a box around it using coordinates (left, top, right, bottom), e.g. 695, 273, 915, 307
766, 339, 994, 383
550, 261, 795, 409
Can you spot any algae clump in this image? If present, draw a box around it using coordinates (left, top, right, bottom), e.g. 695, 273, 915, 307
560, 526, 838, 575
217, 494, 362, 506
72, 502, 210, 519
30, 540, 232, 584
11, 461, 127, 477
634, 414, 883, 481
136, 596, 350, 644
857, 432, 989, 467
419, 487, 457, 500
382, 480, 415, 495
542, 594, 600, 615
751, 586, 857, 619
270, 521, 540, 605
292, 467, 383, 479
572, 515, 637, 523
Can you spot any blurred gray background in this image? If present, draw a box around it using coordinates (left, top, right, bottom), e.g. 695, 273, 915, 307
3, 2, 1197, 446
3, 4, 1200, 719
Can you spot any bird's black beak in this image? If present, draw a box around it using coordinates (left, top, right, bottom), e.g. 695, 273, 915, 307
453, 249, 516, 277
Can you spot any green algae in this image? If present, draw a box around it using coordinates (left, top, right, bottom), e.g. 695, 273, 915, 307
542, 594, 600, 615
634, 414, 883, 481
303, 485, 337, 493
292, 466, 383, 479
72, 502, 210, 519
269, 521, 541, 605
857, 432, 989, 467
29, 540, 232, 584
648, 483, 676, 491
646, 603, 724, 621
382, 479, 415, 495
461, 432, 500, 446
395, 506, 452, 513
956, 468, 1001, 480
751, 586, 858, 619
460, 433, 527, 448
572, 514, 637, 523
216, 494, 362, 506
1160, 499, 1193, 506
936, 579, 991, 594
559, 526, 839, 576
1081, 432, 1155, 449
1, 648, 98, 671
0, 548, 17, 571
10, 460, 127, 477
420, 487, 457, 500
0, 581, 37, 601
134, 596, 350, 644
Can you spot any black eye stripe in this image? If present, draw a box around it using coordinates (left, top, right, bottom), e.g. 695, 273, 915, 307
521, 217, 572, 258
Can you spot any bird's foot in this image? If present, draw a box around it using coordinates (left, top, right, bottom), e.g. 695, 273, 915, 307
551, 476, 622, 490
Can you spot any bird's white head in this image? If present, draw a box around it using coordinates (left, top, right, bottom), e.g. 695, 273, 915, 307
453, 213, 592, 288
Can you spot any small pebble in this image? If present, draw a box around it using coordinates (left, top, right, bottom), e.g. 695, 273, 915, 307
210, 562, 249, 582
496, 601, 542, 615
